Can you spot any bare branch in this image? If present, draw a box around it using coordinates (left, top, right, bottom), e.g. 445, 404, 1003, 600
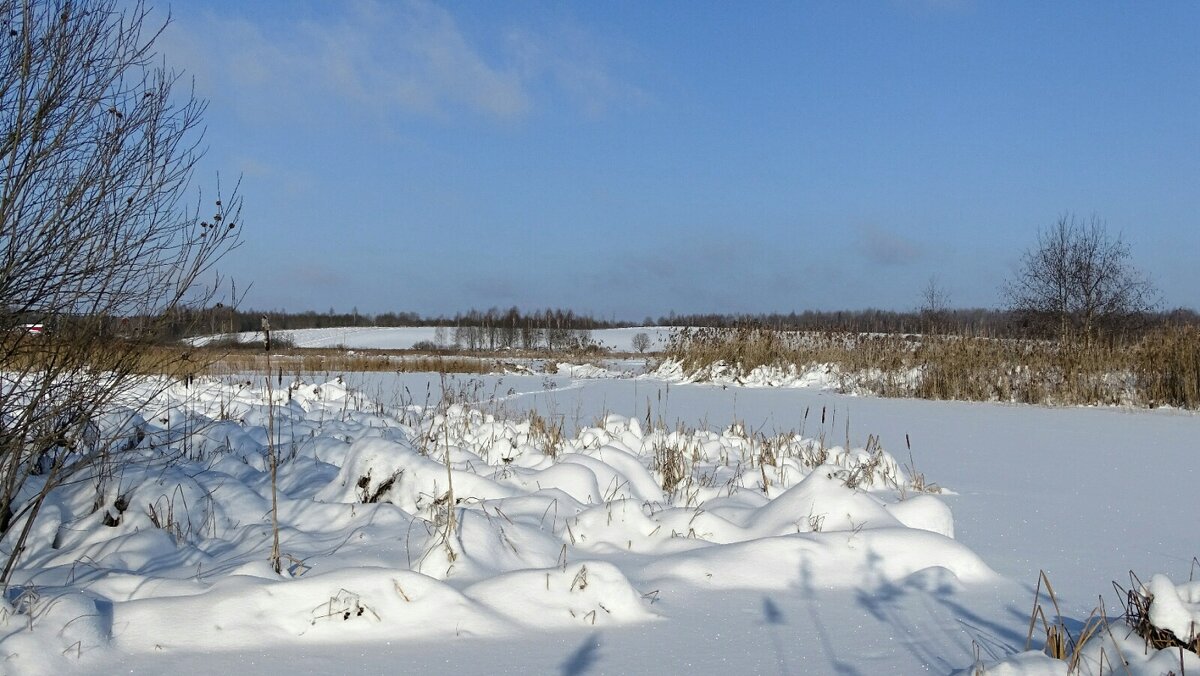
0, 0, 242, 584
1003, 214, 1158, 343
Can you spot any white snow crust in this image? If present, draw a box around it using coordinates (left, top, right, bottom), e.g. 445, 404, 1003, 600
0, 366, 1196, 675
192, 326, 672, 353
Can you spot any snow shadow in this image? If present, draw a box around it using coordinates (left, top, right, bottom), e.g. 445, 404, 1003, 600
761, 596, 791, 675
560, 633, 601, 676
851, 546, 1024, 669
797, 558, 865, 676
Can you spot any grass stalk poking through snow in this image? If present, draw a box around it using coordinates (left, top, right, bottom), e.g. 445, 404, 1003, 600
263, 319, 282, 575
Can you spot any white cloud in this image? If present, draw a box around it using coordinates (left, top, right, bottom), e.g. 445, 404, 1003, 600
505, 24, 648, 117
160, 0, 637, 125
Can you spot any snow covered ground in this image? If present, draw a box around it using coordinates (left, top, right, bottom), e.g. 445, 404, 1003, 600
193, 326, 673, 353
2, 368, 1197, 675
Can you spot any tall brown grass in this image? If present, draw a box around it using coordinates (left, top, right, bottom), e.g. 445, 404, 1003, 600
128, 346, 504, 378
664, 325, 1200, 409
1134, 326, 1200, 409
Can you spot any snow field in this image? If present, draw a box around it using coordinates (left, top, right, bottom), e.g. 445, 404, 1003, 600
2, 369, 1197, 674
0, 375, 982, 674
193, 326, 673, 353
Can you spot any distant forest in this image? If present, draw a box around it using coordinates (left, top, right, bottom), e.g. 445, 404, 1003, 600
178, 305, 1200, 341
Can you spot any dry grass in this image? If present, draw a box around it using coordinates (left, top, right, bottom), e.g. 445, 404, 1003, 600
664, 325, 1200, 409
651, 428, 691, 495
41, 323, 1199, 411
527, 411, 566, 459
1134, 326, 1200, 409
4, 337, 217, 381
121, 344, 506, 378
1116, 570, 1200, 658
1024, 570, 1109, 671
1016, 565, 1200, 674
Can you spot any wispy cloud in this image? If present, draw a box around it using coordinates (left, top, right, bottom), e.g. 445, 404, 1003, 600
505, 24, 648, 118
855, 224, 924, 266
162, 0, 638, 125
229, 156, 317, 197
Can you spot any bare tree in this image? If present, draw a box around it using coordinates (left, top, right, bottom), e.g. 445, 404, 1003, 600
631, 332, 651, 354
0, 0, 241, 584
520, 320, 539, 350
1003, 214, 1157, 344
918, 276, 951, 334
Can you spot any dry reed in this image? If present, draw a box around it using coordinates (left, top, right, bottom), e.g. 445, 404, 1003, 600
665, 325, 1200, 409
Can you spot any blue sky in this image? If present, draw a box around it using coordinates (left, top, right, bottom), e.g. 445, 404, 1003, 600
157, 1, 1199, 318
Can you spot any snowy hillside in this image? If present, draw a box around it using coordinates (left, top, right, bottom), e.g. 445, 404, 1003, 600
192, 326, 673, 353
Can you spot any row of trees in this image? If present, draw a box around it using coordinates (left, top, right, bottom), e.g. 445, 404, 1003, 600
181, 305, 1198, 346
50, 297, 1200, 348
156, 212, 1180, 349
20, 215, 1183, 364
443, 323, 596, 353
660, 216, 1179, 345
181, 305, 634, 338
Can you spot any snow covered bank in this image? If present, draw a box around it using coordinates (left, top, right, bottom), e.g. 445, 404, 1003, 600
653, 357, 845, 389
0, 375, 983, 674
2, 369, 1196, 674
192, 326, 673, 353
656, 325, 1200, 409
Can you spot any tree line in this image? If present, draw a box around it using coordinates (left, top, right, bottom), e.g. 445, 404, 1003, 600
172, 304, 1199, 343
174, 306, 634, 338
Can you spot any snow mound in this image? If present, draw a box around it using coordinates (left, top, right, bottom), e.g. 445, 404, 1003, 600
465, 561, 655, 628
654, 358, 843, 389
643, 527, 991, 591
556, 362, 630, 379
1146, 574, 1200, 644
637, 474, 987, 591
0, 375, 988, 672
106, 567, 514, 652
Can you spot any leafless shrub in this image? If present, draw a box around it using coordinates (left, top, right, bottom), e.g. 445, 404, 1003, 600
632, 332, 652, 354
919, 276, 952, 335
0, 0, 242, 585
1004, 214, 1158, 345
